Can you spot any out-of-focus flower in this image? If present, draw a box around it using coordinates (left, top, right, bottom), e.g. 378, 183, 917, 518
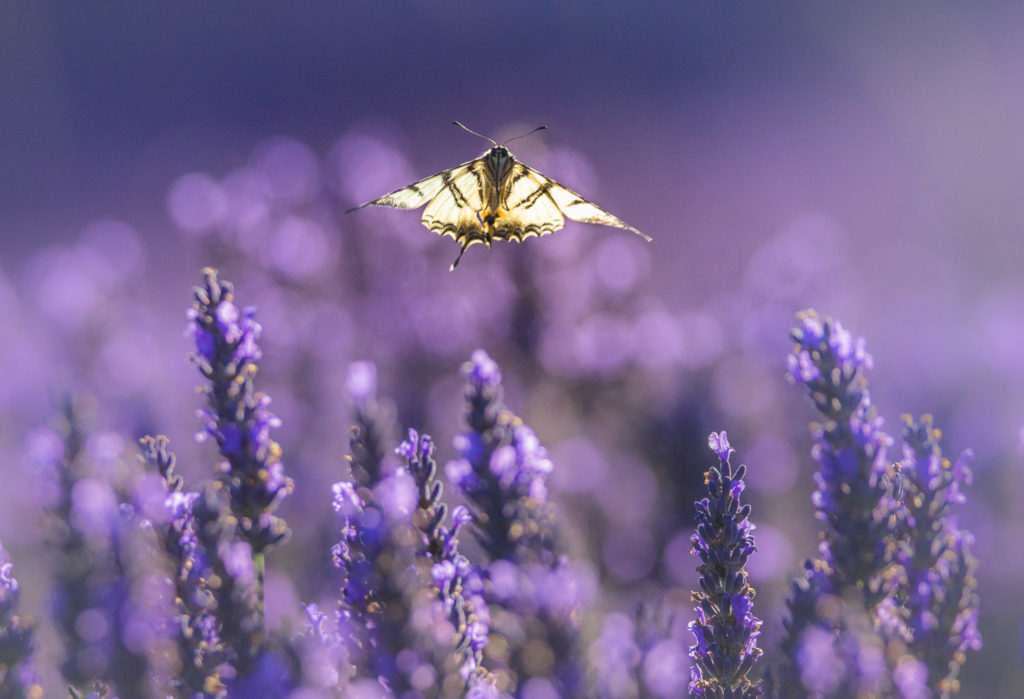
39, 400, 150, 697
785, 310, 896, 604
688, 431, 763, 697
448, 349, 583, 694
0, 541, 41, 699
777, 311, 900, 696
897, 415, 982, 697
140, 435, 228, 698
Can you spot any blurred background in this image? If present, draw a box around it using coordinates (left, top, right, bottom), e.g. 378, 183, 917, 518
1, 1, 1023, 694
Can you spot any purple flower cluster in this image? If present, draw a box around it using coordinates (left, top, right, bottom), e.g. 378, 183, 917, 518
688, 431, 763, 697
37, 400, 150, 697
786, 310, 896, 602
324, 366, 427, 694
0, 540, 40, 699
135, 271, 302, 695
7, 253, 990, 697
140, 435, 229, 697
897, 415, 982, 696
399, 429, 494, 694
447, 349, 584, 695
188, 267, 293, 554
778, 311, 981, 697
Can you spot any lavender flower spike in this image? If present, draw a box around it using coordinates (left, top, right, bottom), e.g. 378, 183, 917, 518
188, 267, 293, 554
140, 435, 227, 698
786, 310, 896, 607
689, 431, 763, 697
898, 415, 981, 697
399, 429, 494, 692
0, 542, 41, 699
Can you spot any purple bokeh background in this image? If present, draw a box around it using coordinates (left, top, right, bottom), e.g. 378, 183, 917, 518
2, 2, 1023, 694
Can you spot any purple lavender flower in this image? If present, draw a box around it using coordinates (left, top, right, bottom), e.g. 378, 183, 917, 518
399, 428, 493, 691
448, 349, 583, 694
142, 437, 293, 693
688, 431, 763, 697
776, 311, 904, 696
39, 399, 149, 696
188, 267, 293, 554
0, 542, 41, 699
140, 435, 228, 698
785, 310, 897, 604
449, 349, 555, 558
323, 362, 434, 693
897, 415, 981, 697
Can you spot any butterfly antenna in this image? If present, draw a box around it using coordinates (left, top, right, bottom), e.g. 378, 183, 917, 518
452, 121, 498, 147
502, 125, 548, 145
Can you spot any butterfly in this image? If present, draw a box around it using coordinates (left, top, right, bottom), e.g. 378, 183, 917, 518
348, 122, 652, 269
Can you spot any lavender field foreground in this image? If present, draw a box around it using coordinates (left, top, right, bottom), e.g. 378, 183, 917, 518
0, 256, 988, 697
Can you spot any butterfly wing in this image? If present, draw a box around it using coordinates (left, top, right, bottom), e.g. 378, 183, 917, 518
346, 167, 454, 212
420, 160, 490, 247
492, 163, 566, 241
512, 164, 652, 242
348, 159, 493, 269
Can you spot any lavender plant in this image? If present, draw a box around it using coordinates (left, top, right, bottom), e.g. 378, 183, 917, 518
0, 541, 40, 699
145, 269, 301, 693
400, 429, 496, 697
688, 431, 763, 697
187, 266, 293, 559
446, 349, 583, 695
140, 435, 228, 698
777, 311, 981, 697
325, 361, 441, 694
785, 310, 897, 605
896, 415, 981, 697
38, 400, 149, 697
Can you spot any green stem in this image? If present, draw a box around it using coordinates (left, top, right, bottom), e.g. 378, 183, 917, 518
254, 550, 266, 631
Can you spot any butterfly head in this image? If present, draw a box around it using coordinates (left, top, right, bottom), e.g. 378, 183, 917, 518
484, 146, 515, 182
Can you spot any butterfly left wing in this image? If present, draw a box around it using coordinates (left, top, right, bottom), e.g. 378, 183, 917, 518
346, 167, 453, 212
503, 164, 652, 243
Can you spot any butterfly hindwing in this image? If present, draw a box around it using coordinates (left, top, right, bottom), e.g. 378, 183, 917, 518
421, 160, 489, 247
492, 163, 565, 241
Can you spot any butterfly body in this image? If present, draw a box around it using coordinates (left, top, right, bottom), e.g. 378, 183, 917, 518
349, 139, 650, 269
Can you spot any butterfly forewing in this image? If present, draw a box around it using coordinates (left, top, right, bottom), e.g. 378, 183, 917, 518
530, 166, 652, 242
348, 169, 451, 211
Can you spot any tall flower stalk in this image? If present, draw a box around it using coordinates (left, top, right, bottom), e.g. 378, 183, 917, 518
446, 349, 582, 694
785, 310, 897, 605
776, 311, 901, 696
0, 541, 40, 699
329, 361, 422, 692
400, 429, 495, 696
38, 399, 149, 696
688, 431, 763, 697
140, 435, 228, 698
897, 415, 981, 697
188, 267, 293, 626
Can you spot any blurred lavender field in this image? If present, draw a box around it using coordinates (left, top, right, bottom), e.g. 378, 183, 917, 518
1, 2, 1023, 696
